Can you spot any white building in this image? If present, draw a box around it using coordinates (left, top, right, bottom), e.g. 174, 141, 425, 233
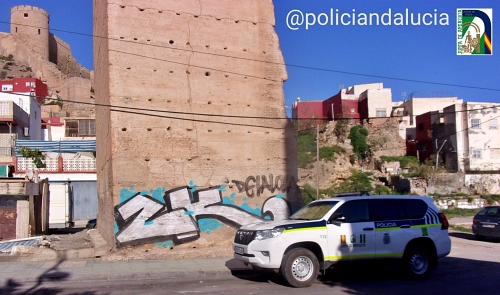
444, 102, 500, 194
395, 94, 462, 140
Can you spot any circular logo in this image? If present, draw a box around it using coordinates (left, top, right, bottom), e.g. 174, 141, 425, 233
383, 233, 391, 245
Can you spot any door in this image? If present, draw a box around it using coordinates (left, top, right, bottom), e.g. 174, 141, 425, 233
48, 183, 71, 228
370, 199, 416, 258
326, 200, 376, 261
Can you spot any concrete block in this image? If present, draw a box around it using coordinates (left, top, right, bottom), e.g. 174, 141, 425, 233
88, 229, 110, 257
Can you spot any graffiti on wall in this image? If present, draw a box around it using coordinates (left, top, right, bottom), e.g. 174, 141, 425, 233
114, 181, 292, 247
231, 174, 297, 197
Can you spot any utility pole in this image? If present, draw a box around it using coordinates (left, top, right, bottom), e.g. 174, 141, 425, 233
316, 124, 319, 200
435, 139, 447, 170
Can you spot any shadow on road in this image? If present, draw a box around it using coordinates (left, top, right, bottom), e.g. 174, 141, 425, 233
230, 257, 500, 293
0, 259, 105, 295
449, 231, 500, 243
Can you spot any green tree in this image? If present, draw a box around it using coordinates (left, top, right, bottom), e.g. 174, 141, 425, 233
348, 125, 369, 159
333, 169, 374, 193
20, 146, 46, 168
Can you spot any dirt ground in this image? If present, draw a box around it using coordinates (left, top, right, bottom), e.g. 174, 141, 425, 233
44, 227, 93, 251
43, 226, 234, 260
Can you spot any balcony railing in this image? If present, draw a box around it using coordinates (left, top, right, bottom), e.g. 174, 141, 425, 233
16, 156, 96, 173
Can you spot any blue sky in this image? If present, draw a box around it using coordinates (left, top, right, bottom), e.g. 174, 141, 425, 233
0, 1, 498, 117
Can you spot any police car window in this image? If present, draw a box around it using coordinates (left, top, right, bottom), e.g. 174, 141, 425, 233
369, 199, 406, 221
401, 199, 428, 219
334, 200, 369, 223
289, 201, 338, 220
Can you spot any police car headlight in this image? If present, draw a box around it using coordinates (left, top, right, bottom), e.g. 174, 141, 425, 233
254, 228, 284, 241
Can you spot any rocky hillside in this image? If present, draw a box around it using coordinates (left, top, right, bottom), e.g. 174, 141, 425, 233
297, 118, 407, 198
0, 54, 35, 79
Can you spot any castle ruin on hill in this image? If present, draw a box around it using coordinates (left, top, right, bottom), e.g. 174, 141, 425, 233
0, 5, 94, 117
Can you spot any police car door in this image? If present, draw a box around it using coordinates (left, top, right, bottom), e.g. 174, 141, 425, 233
370, 199, 416, 259
326, 200, 376, 261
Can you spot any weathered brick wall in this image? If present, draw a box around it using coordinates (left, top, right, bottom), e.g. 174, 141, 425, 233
95, 0, 302, 250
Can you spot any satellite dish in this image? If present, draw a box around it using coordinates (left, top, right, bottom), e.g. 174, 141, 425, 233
26, 169, 34, 180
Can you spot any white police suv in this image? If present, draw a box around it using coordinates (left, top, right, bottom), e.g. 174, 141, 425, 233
233, 195, 451, 287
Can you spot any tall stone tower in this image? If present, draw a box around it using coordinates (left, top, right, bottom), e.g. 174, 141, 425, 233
94, 0, 301, 250
10, 5, 50, 60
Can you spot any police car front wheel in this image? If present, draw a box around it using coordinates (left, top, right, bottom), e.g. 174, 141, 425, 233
280, 248, 319, 288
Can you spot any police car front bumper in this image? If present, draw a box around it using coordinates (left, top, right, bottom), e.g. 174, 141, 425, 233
232, 239, 285, 269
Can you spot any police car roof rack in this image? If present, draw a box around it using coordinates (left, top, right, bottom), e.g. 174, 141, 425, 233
334, 190, 371, 197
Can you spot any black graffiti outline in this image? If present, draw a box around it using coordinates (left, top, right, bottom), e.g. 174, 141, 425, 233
114, 186, 291, 247
231, 174, 298, 197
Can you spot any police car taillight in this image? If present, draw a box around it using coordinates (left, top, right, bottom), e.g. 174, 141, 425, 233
439, 213, 449, 230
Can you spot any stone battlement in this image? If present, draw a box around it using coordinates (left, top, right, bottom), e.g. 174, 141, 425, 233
52, 34, 71, 51
11, 5, 49, 19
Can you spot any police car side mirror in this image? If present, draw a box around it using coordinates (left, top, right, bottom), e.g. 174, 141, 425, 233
329, 213, 345, 223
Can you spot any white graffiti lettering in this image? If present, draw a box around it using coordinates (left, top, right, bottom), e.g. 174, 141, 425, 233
114, 186, 290, 246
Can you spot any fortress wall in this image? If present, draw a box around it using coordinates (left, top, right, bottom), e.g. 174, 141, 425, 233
95, 0, 301, 249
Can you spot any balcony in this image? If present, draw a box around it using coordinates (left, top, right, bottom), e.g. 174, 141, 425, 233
0, 101, 29, 127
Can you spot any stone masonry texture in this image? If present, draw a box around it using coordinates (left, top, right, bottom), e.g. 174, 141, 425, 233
94, 0, 302, 250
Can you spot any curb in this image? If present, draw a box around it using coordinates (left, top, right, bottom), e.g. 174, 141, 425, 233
0, 247, 98, 263
0, 268, 255, 285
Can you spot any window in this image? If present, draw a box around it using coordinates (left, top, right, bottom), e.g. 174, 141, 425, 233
422, 146, 427, 153
290, 201, 338, 220
38, 29, 41, 35
490, 120, 498, 130
471, 119, 481, 129
334, 200, 369, 223
350, 108, 355, 113
65, 119, 96, 137
369, 199, 406, 221
401, 199, 428, 219
24, 13, 28, 17
418, 123, 424, 131
472, 150, 482, 158
1, 85, 13, 91
478, 207, 500, 217
376, 108, 387, 117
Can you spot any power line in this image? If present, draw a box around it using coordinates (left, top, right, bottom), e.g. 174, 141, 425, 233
1, 19, 500, 92
6, 91, 496, 123
2, 92, 499, 154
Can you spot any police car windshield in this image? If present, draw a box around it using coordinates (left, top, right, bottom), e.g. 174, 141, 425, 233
289, 201, 339, 221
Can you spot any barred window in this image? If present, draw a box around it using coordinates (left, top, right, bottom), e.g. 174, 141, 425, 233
376, 108, 387, 117
65, 120, 95, 137
471, 119, 481, 129
472, 150, 482, 159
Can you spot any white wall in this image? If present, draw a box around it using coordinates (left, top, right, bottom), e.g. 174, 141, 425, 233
464, 102, 500, 171
399, 97, 462, 140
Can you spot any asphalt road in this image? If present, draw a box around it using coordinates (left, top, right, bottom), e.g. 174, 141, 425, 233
4, 232, 499, 295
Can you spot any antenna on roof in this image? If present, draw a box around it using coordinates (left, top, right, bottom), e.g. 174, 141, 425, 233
402, 92, 407, 102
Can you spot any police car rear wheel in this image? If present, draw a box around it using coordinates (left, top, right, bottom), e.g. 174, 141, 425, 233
402, 245, 431, 279
280, 248, 318, 288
